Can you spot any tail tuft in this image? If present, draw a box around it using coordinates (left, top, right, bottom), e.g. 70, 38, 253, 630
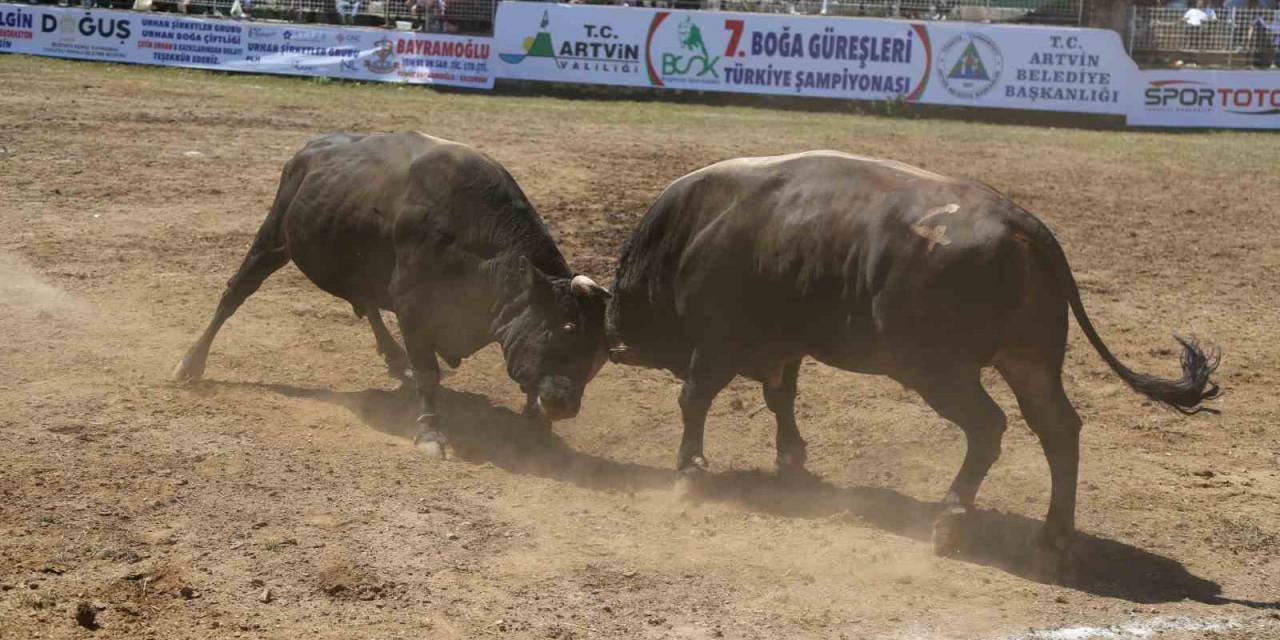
1122, 335, 1221, 415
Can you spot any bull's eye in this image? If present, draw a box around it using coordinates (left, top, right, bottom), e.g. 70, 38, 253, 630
562, 322, 577, 333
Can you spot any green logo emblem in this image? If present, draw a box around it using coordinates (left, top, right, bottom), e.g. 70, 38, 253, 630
662, 16, 719, 79
947, 40, 989, 81
936, 33, 1003, 99
500, 10, 554, 64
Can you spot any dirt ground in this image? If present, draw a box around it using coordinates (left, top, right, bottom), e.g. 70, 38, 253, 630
1, 55, 1278, 640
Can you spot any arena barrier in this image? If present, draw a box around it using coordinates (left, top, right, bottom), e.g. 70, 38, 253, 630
2, 2, 1279, 127
491, 2, 1280, 128
0, 3, 494, 88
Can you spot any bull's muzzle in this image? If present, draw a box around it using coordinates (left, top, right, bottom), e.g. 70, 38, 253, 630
536, 375, 581, 421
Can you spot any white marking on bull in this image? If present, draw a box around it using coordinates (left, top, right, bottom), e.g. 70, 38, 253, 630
919, 203, 961, 224
911, 203, 960, 253
913, 225, 952, 252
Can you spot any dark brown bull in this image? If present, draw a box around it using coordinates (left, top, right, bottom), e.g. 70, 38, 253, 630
606, 151, 1219, 577
174, 132, 612, 457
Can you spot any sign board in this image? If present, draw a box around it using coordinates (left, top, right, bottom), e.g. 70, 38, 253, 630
0, 4, 495, 89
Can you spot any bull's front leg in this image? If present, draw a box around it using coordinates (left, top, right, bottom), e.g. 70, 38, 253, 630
676, 350, 734, 473
396, 303, 447, 459
408, 350, 445, 459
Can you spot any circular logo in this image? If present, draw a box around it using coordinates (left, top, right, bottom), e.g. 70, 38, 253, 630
936, 33, 1003, 99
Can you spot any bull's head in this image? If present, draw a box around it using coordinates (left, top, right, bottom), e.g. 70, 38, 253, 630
500, 259, 611, 421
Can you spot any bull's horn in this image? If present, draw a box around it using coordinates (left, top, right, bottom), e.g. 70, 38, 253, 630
570, 275, 612, 299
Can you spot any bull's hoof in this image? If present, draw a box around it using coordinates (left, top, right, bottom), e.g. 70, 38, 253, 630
171, 357, 205, 385
775, 446, 809, 479
674, 468, 705, 498
416, 439, 447, 460
931, 505, 971, 557
678, 455, 709, 474
673, 456, 708, 498
777, 466, 819, 488
1030, 530, 1075, 584
412, 414, 447, 460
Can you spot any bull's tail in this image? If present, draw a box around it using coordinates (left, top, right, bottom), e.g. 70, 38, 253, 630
1013, 214, 1221, 415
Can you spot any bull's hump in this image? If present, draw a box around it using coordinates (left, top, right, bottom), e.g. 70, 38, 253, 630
406, 130, 450, 145
711, 150, 953, 185
850, 155, 952, 182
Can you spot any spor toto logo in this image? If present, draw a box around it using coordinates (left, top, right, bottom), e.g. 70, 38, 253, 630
1144, 79, 1280, 115
937, 33, 1001, 99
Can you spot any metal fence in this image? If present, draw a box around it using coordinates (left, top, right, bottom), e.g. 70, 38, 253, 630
107, 0, 497, 31
54, 0, 1087, 36
716, 0, 1083, 24
1129, 7, 1280, 67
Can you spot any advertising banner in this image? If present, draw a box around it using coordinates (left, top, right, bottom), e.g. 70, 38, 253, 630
237, 24, 493, 88
919, 23, 1134, 114
7, 2, 1280, 128
494, 2, 647, 87
1128, 69, 1280, 128
0, 3, 494, 89
495, 2, 930, 101
493, 3, 1138, 112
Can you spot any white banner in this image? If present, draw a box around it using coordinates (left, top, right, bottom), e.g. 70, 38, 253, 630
493, 3, 1138, 112
919, 23, 1134, 114
494, 3, 647, 87
495, 3, 930, 101
1128, 69, 1280, 128
0, 3, 495, 89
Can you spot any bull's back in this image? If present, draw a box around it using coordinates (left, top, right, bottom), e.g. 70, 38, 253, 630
281, 132, 452, 308
612, 151, 1029, 373
618, 151, 973, 305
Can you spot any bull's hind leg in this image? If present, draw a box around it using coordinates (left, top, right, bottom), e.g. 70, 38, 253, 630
364, 307, 412, 383
173, 226, 289, 383
174, 159, 304, 384
763, 358, 807, 475
913, 373, 1007, 557
998, 359, 1082, 582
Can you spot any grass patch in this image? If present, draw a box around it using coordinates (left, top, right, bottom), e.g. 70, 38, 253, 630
264, 538, 298, 552
0, 54, 1272, 183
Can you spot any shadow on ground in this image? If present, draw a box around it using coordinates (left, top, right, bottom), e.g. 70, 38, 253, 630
211, 379, 1278, 609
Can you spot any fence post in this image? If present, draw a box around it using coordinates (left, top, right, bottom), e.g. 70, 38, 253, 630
1077, 0, 1084, 27
1127, 5, 1136, 53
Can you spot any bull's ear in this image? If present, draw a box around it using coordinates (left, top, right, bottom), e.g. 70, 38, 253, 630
521, 256, 555, 306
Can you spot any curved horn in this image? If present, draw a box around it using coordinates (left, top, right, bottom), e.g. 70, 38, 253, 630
570, 275, 612, 299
